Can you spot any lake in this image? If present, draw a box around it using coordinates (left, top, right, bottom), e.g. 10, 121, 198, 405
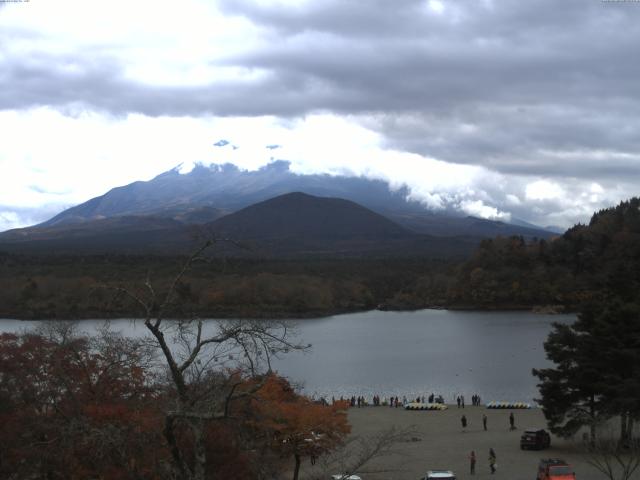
0, 309, 574, 404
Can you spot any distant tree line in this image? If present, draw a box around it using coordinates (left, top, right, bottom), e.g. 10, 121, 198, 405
0, 254, 454, 319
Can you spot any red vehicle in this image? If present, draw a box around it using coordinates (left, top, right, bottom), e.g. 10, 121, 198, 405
537, 459, 575, 480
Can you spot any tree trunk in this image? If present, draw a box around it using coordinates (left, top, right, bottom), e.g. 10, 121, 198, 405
590, 422, 597, 447
589, 395, 597, 446
619, 412, 634, 448
164, 415, 190, 479
192, 419, 208, 480
292, 454, 301, 480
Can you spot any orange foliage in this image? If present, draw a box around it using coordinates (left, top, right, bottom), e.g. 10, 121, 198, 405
251, 375, 351, 460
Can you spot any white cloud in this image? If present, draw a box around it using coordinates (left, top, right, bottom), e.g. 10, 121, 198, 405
0, 106, 633, 232
525, 180, 564, 201
0, 108, 488, 213
460, 200, 511, 221
427, 0, 445, 15
0, 0, 263, 87
506, 194, 522, 206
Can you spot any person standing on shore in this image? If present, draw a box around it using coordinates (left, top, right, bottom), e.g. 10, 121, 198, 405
488, 448, 497, 474
461, 395, 465, 408
457, 396, 461, 408
483, 413, 488, 431
469, 450, 476, 474
509, 411, 516, 430
461, 414, 468, 432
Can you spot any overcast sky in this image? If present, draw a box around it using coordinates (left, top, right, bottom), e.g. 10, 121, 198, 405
1, 0, 639, 232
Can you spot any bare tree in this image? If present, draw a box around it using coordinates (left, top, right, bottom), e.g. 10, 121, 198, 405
113, 241, 308, 480
309, 426, 419, 480
584, 433, 640, 480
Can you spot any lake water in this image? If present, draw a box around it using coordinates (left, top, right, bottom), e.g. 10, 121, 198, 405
0, 309, 574, 405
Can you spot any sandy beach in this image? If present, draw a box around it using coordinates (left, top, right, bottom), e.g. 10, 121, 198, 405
301, 404, 639, 480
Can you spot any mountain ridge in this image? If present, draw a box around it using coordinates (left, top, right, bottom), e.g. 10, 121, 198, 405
0, 192, 478, 258
35, 161, 556, 240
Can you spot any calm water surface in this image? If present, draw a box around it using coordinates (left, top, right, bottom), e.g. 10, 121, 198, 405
0, 309, 574, 404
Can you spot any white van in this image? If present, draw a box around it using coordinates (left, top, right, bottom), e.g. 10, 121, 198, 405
424, 470, 456, 480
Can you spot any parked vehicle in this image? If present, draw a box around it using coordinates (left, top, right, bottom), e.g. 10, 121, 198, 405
331, 475, 362, 480
537, 459, 575, 480
423, 470, 456, 480
521, 429, 551, 450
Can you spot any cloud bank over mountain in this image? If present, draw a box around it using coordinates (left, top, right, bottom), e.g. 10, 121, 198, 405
1, 0, 637, 231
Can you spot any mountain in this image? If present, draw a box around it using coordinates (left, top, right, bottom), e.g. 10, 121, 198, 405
38, 161, 555, 239
200, 192, 466, 257
208, 192, 408, 240
0, 193, 478, 257
41, 161, 420, 226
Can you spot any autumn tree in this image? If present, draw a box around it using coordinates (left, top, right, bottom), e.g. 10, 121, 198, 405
0, 324, 161, 479
114, 241, 309, 480
247, 375, 351, 480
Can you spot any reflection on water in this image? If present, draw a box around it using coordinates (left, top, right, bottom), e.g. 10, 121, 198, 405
0, 309, 574, 404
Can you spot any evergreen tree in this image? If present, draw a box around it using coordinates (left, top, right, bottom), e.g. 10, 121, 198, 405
534, 299, 640, 444
533, 312, 606, 442
588, 300, 640, 445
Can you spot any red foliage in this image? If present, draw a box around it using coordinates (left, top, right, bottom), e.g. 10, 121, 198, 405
0, 332, 164, 479
0, 334, 351, 480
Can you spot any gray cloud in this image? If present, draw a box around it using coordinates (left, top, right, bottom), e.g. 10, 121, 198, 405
3, 0, 640, 227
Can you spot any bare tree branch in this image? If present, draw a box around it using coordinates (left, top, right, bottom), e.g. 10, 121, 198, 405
309, 426, 419, 480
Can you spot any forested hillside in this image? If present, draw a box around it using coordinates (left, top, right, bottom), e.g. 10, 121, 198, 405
446, 198, 640, 309
2, 198, 637, 319
0, 254, 453, 319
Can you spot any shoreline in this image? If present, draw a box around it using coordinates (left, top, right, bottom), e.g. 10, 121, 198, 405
1, 303, 572, 321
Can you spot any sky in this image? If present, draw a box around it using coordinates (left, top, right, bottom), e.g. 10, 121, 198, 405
1, 0, 639, 232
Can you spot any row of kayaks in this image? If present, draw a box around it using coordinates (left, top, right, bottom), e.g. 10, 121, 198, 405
404, 401, 533, 411
405, 403, 448, 410
486, 401, 532, 409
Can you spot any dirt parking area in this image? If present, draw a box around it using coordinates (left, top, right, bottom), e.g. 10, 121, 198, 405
302, 405, 639, 480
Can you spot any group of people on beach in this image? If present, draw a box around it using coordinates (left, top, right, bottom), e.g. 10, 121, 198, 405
461, 411, 515, 432
456, 393, 482, 407
333, 393, 448, 408
331, 392, 475, 408
463, 411, 516, 475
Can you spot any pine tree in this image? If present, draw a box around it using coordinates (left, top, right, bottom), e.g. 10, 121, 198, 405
533, 312, 607, 442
